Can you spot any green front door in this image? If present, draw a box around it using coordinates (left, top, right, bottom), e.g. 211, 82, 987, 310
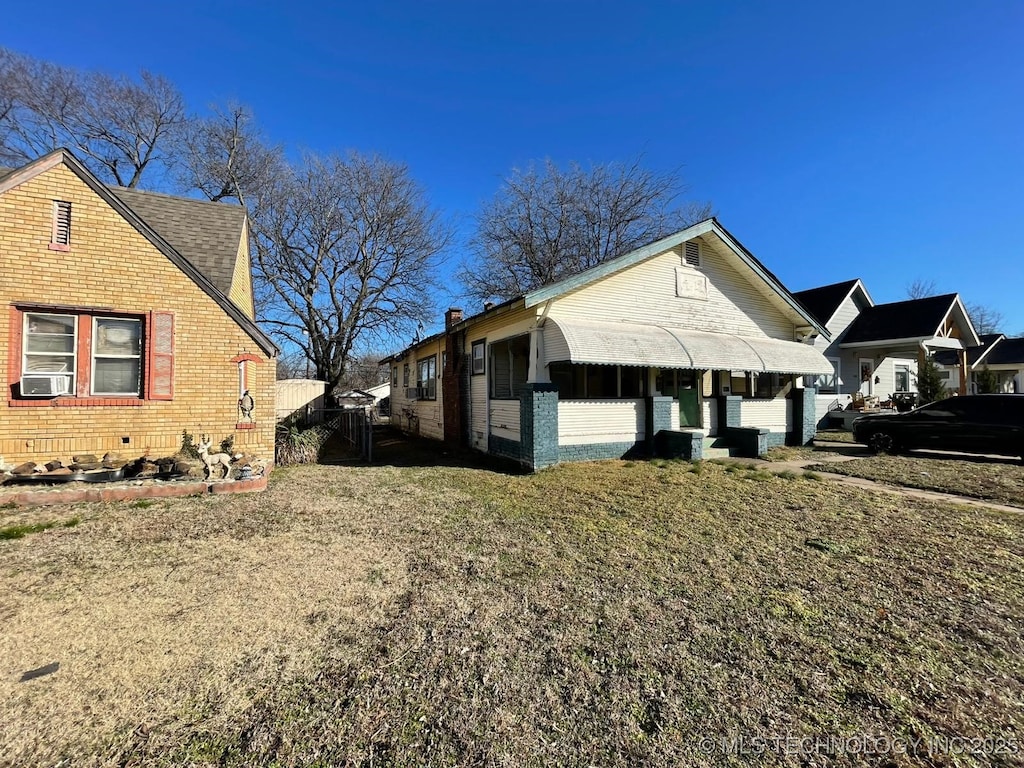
664, 370, 701, 428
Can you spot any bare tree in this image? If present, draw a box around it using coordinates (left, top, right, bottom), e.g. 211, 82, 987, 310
966, 302, 1005, 335
175, 102, 282, 206
340, 353, 389, 391
460, 158, 712, 301
252, 152, 451, 393
275, 350, 309, 380
905, 278, 938, 299
0, 48, 185, 187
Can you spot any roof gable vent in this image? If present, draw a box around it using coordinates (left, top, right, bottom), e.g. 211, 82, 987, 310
683, 240, 700, 267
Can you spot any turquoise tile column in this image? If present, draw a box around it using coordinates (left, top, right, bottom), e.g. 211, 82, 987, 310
645, 395, 675, 453
520, 383, 559, 470
789, 387, 817, 445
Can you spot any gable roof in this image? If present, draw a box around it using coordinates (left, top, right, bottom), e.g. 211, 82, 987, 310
792, 279, 869, 327
520, 218, 829, 337
984, 337, 1024, 366
111, 186, 246, 297
0, 149, 277, 357
933, 333, 1004, 367
841, 294, 963, 344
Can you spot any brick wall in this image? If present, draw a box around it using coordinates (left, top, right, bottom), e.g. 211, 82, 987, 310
0, 163, 276, 465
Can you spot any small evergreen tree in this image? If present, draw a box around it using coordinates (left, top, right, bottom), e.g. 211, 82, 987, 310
915, 355, 948, 405
975, 365, 1000, 394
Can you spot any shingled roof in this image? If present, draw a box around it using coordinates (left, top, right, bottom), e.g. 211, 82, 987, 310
110, 186, 245, 297
932, 333, 1004, 367
0, 149, 276, 356
792, 279, 861, 327
984, 337, 1024, 366
841, 294, 959, 344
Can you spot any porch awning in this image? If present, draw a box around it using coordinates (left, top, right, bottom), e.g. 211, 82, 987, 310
543, 318, 834, 375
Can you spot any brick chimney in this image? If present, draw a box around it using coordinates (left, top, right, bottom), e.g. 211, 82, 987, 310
444, 307, 464, 329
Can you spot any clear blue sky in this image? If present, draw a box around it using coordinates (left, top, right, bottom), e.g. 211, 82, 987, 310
5, 1, 1023, 336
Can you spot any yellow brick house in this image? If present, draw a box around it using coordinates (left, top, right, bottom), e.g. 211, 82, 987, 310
0, 149, 278, 466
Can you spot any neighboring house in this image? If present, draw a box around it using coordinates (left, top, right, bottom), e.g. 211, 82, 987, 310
935, 335, 1024, 394
793, 280, 980, 423
0, 149, 278, 466
385, 218, 835, 470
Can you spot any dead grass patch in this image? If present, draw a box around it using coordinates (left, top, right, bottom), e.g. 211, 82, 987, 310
807, 454, 1024, 508
2, 458, 1022, 766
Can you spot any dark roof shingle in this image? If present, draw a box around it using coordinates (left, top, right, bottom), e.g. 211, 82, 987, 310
841, 294, 957, 344
984, 337, 1024, 366
792, 279, 860, 327
111, 186, 245, 296
932, 333, 1003, 366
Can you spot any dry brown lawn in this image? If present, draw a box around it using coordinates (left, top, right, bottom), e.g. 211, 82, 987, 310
808, 453, 1024, 508
2, 443, 1023, 767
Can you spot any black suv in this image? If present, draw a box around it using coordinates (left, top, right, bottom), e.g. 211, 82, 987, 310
852, 394, 1024, 458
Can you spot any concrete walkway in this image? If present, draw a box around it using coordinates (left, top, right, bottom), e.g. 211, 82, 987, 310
729, 442, 1024, 515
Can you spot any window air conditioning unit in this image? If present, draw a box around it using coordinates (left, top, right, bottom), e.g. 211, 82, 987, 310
406, 387, 423, 400
22, 374, 71, 397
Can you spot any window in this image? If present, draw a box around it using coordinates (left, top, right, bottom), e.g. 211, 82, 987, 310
489, 336, 529, 399
13, 307, 175, 402
417, 355, 437, 400
548, 362, 648, 399
753, 372, 790, 399
51, 201, 71, 249
403, 363, 410, 387
92, 318, 141, 395
391, 366, 398, 387
895, 365, 911, 392
471, 340, 486, 375
22, 313, 76, 396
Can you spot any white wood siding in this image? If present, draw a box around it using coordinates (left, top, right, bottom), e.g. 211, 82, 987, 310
388, 338, 445, 441
558, 399, 645, 445
465, 305, 539, 452
489, 400, 521, 441
702, 398, 718, 436
671, 406, 680, 431
545, 235, 795, 342
470, 375, 487, 450
739, 398, 792, 432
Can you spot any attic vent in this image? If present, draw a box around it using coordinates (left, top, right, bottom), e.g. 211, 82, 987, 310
52, 201, 72, 247
683, 240, 700, 267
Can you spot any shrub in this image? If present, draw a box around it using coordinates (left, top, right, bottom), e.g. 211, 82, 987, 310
975, 365, 1000, 394
276, 423, 330, 466
915, 355, 947, 405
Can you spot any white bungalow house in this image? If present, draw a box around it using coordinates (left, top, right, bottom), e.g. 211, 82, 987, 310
934, 335, 1024, 394
792, 279, 980, 425
384, 219, 834, 470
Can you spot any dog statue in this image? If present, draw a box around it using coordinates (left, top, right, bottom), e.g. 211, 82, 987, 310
197, 436, 240, 480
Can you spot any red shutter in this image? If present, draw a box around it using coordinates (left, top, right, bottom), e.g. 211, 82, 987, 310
8, 306, 23, 392
147, 311, 175, 400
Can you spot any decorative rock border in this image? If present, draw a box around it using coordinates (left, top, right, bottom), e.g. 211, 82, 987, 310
0, 469, 270, 508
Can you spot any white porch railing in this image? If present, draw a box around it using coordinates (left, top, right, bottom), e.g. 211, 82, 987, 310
558, 399, 645, 445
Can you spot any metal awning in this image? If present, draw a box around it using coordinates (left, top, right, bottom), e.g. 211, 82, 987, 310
543, 318, 834, 375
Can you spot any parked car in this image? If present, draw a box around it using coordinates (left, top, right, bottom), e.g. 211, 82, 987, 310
852, 394, 1024, 458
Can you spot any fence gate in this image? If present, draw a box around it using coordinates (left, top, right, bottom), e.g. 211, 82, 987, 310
335, 408, 373, 461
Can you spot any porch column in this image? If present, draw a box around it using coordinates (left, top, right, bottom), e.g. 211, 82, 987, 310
958, 348, 968, 395
789, 386, 817, 446
527, 327, 549, 383
520, 383, 559, 470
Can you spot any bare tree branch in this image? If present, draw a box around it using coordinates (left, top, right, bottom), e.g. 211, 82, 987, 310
460, 157, 713, 301
0, 48, 185, 187
251, 152, 451, 393
905, 278, 938, 300
175, 102, 283, 206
